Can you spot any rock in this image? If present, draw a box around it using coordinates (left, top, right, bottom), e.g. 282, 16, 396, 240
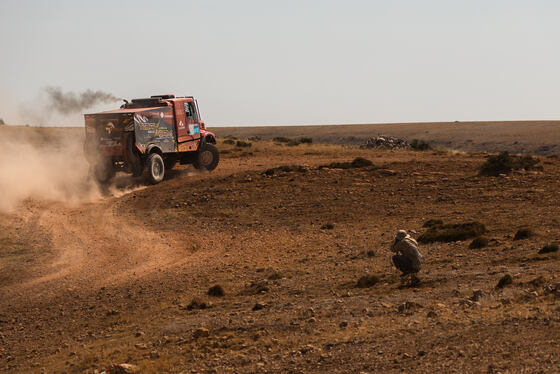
252, 302, 266, 311
427, 311, 438, 318
538, 243, 559, 254
496, 274, 513, 289
379, 169, 398, 176
207, 285, 225, 297
303, 307, 315, 318
193, 327, 210, 339
360, 135, 409, 150
339, 321, 348, 328
105, 363, 139, 373
356, 274, 380, 288
470, 290, 485, 302
134, 343, 148, 350
300, 345, 315, 354
149, 350, 159, 359
186, 297, 210, 310
398, 301, 423, 314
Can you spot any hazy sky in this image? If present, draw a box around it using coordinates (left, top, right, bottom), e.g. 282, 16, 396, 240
1, 0, 559, 126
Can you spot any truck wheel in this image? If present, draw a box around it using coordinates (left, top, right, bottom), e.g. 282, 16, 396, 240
144, 153, 165, 184
193, 143, 219, 171
92, 159, 115, 184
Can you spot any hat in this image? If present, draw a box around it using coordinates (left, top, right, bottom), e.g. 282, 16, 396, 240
395, 230, 408, 240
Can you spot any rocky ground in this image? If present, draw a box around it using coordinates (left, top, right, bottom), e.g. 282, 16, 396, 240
1, 134, 559, 373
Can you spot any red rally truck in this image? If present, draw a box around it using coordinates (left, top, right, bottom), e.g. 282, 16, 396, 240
84, 94, 219, 184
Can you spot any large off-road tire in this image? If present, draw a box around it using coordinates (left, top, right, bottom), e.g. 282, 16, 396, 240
92, 158, 115, 184
193, 143, 219, 171
143, 153, 165, 184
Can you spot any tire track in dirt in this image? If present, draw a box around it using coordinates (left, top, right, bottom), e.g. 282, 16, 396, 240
1, 195, 192, 301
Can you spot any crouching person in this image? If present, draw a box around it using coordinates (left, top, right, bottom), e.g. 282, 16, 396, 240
391, 230, 422, 285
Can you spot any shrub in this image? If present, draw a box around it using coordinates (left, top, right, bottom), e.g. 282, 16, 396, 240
236, 140, 252, 148
516, 155, 540, 170
273, 136, 291, 143
222, 139, 235, 145
248, 136, 261, 141
496, 274, 513, 289
356, 274, 380, 288
207, 285, 225, 297
252, 302, 266, 311
262, 164, 307, 176
187, 297, 209, 310
469, 236, 488, 249
351, 157, 373, 168
224, 135, 237, 140
320, 157, 373, 169
243, 281, 269, 295
410, 139, 432, 151
538, 243, 559, 254
423, 219, 443, 228
320, 161, 352, 169
479, 152, 540, 176
299, 137, 313, 144
0, 118, 4, 125
513, 228, 534, 240
268, 270, 283, 280
418, 221, 486, 243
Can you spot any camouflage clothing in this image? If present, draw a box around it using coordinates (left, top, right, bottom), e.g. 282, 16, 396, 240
391, 230, 422, 274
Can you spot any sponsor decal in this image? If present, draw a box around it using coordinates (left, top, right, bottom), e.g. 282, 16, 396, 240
134, 114, 149, 123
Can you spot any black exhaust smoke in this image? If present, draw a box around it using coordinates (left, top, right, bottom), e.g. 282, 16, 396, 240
44, 86, 121, 115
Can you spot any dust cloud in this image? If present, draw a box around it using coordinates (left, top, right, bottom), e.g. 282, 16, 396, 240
0, 131, 100, 212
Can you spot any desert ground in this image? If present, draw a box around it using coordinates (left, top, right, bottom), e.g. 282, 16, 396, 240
212, 120, 560, 156
0, 123, 559, 373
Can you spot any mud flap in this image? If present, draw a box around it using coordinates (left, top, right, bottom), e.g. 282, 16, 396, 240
125, 133, 143, 177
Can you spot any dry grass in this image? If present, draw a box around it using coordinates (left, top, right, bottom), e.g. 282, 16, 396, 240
217, 138, 358, 159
